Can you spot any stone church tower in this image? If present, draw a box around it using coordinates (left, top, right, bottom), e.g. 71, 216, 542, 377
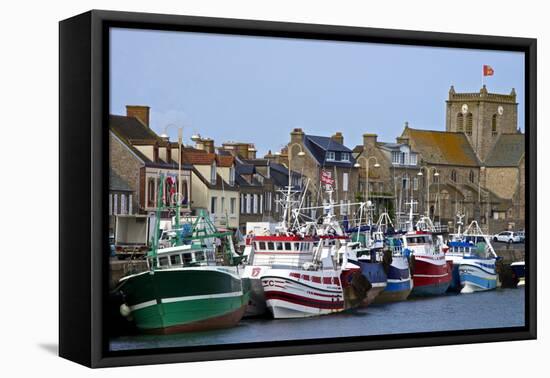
445, 85, 518, 163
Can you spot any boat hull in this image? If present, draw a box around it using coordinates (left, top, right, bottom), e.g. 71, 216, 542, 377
410, 257, 452, 297
375, 257, 413, 303
510, 262, 526, 287
118, 266, 249, 333
356, 260, 388, 305
262, 269, 345, 318
459, 259, 497, 293
241, 265, 270, 317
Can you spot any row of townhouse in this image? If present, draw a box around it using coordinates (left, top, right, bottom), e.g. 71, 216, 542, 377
110, 84, 525, 235
109, 105, 301, 235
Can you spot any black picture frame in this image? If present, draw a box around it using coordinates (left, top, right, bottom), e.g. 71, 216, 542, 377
59, 9, 537, 368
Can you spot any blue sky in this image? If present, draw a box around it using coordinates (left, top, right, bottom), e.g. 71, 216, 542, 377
110, 28, 524, 156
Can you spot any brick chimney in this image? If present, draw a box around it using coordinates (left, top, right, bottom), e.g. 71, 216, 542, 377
363, 133, 377, 148
126, 105, 150, 128
290, 128, 304, 144
331, 132, 344, 145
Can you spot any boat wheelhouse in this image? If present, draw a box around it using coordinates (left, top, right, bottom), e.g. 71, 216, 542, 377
446, 219, 499, 293
117, 175, 249, 334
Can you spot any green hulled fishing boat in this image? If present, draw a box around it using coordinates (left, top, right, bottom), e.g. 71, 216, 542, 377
117, 174, 249, 334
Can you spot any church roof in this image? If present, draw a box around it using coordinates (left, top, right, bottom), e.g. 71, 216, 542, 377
484, 133, 525, 167
403, 128, 480, 167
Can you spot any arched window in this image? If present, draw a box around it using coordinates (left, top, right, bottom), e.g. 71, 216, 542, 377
456, 113, 464, 132
465, 113, 473, 136
469, 170, 475, 183
492, 114, 498, 136
451, 170, 457, 182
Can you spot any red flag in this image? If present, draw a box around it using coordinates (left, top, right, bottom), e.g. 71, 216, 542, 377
483, 65, 494, 76
321, 170, 335, 185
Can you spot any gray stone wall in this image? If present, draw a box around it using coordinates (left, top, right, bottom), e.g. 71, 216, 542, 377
109, 132, 143, 213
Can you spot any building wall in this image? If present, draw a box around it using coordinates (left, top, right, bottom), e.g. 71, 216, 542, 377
286, 130, 359, 215
109, 132, 143, 213
445, 87, 518, 162
485, 167, 520, 200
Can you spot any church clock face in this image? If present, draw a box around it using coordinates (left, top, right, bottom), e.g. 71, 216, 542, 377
498, 106, 504, 115
461, 104, 469, 114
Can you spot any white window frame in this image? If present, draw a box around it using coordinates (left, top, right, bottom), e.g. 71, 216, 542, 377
113, 194, 118, 214
128, 194, 133, 214
343, 172, 349, 192
120, 194, 127, 215
230, 198, 236, 215
260, 194, 264, 214
240, 194, 244, 213
392, 151, 400, 164
253, 194, 258, 214
246, 194, 251, 214
326, 151, 336, 161
341, 152, 350, 162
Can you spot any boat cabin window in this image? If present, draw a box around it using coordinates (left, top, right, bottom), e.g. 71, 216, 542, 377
158, 256, 169, 267
407, 235, 431, 244
170, 255, 182, 266
267, 242, 274, 250
182, 253, 193, 264
258, 241, 266, 250
195, 251, 205, 261
276, 242, 283, 251
284, 242, 292, 251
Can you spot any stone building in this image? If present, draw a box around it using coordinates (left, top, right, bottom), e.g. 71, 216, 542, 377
277, 129, 358, 217
109, 106, 193, 220
108, 170, 134, 234
396, 85, 525, 232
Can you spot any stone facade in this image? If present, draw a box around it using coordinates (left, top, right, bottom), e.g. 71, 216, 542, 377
109, 131, 143, 214
446, 85, 518, 163
281, 129, 359, 216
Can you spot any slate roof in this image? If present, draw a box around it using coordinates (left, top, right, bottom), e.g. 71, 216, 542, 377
110, 115, 163, 142
484, 133, 525, 167
403, 128, 480, 167
109, 170, 132, 192
303, 135, 355, 167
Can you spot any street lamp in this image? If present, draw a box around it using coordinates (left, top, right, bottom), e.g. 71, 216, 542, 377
354, 156, 380, 206
417, 166, 439, 218
286, 143, 305, 224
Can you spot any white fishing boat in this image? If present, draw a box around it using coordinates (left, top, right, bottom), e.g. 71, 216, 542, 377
261, 189, 370, 318
447, 217, 499, 293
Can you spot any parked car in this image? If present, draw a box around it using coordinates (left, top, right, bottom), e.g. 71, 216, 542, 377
493, 231, 521, 244
516, 230, 525, 243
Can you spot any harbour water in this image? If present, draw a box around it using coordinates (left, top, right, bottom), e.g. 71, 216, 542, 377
110, 287, 525, 351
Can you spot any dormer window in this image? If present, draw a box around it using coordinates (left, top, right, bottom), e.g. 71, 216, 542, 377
326, 151, 336, 161
210, 161, 217, 185
341, 152, 350, 162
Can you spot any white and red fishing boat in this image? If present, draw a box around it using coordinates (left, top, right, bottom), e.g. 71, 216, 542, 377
401, 201, 452, 296
241, 186, 319, 317
261, 235, 366, 318
260, 189, 370, 318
